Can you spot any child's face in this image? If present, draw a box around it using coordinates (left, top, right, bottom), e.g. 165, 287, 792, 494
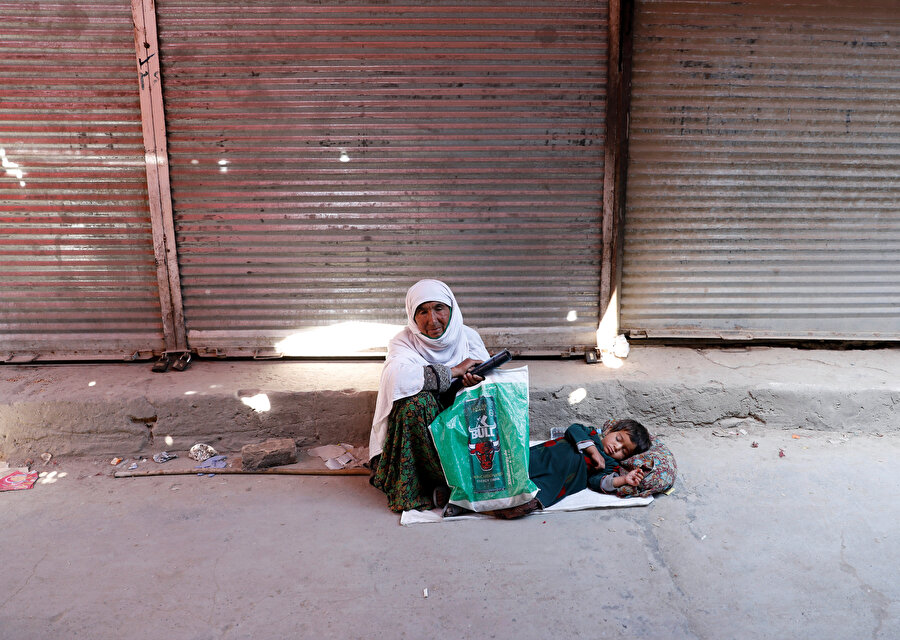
601, 430, 636, 460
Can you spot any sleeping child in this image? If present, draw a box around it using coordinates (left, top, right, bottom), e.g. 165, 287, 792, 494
528, 420, 652, 508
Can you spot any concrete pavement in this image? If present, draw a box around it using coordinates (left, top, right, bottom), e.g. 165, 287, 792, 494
1, 428, 898, 639
1, 345, 898, 638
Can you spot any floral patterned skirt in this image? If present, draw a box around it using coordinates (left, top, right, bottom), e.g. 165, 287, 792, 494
371, 391, 445, 513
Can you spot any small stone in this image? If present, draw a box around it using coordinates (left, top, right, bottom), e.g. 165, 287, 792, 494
241, 438, 298, 470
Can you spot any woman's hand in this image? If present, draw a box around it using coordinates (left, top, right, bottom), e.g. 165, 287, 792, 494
451, 358, 484, 387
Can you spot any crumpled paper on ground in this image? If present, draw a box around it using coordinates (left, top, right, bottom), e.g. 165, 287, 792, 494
195, 455, 228, 477
189, 443, 218, 462
307, 443, 368, 470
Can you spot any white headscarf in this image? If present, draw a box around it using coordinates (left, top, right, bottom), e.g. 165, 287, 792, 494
369, 279, 489, 458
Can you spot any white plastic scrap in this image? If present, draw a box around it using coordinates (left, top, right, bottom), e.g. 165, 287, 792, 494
612, 334, 630, 358
189, 443, 218, 462
599, 333, 630, 359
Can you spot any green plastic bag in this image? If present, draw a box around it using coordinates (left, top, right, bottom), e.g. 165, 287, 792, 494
428, 366, 537, 512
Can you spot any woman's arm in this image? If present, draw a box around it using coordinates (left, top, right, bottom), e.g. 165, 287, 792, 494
422, 364, 452, 393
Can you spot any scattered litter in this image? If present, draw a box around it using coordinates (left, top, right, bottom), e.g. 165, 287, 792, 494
700, 535, 707, 541
423, 588, 429, 599
791, 434, 801, 439
712, 430, 742, 437
612, 334, 630, 358
110, 457, 123, 465
40, 452, 52, 464
751, 441, 759, 448
197, 455, 227, 469
307, 443, 368, 470
189, 443, 217, 462
549, 426, 566, 439
598, 334, 630, 364
307, 444, 348, 460
196, 455, 228, 477
739, 428, 748, 436
778, 449, 786, 458
325, 452, 356, 470
153, 451, 177, 463
128, 462, 138, 471
1, 467, 39, 491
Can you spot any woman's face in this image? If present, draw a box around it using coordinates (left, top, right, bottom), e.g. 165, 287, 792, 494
414, 301, 451, 339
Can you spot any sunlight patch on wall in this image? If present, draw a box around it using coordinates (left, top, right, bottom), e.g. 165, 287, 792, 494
275, 322, 403, 357
240, 393, 271, 413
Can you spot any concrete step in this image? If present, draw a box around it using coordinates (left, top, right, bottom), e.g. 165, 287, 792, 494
1, 346, 897, 460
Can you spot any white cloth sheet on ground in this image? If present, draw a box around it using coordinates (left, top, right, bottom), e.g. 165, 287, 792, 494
399, 439, 652, 525
399, 490, 653, 526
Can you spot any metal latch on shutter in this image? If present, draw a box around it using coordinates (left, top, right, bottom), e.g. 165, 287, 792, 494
196, 347, 226, 358
253, 348, 283, 360
3, 352, 39, 363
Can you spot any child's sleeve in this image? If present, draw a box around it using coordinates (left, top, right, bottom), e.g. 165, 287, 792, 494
564, 423, 603, 451
586, 452, 624, 493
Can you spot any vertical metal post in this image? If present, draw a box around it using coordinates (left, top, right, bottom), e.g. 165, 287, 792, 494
131, 0, 187, 353
600, 0, 635, 338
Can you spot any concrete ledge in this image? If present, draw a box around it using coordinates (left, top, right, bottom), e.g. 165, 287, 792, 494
1, 346, 897, 459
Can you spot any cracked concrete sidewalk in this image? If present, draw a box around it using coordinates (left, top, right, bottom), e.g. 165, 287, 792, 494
1, 346, 898, 462
1, 428, 897, 639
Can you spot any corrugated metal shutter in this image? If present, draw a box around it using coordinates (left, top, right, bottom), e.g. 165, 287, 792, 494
0, 0, 165, 361
621, 0, 900, 340
156, 0, 607, 356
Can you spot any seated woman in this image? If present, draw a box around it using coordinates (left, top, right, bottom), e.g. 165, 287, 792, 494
368, 279, 489, 512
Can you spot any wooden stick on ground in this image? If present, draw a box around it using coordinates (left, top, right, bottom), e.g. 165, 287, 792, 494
114, 467, 370, 478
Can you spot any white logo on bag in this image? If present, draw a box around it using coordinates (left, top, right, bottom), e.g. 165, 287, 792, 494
468, 414, 496, 440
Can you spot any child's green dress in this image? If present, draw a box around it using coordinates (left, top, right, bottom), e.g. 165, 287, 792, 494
528, 423, 624, 508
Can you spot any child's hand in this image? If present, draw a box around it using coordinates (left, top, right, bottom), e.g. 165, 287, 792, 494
584, 445, 605, 470
623, 468, 644, 487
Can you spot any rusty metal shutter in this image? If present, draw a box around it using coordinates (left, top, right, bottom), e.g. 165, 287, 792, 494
156, 0, 607, 356
621, 0, 900, 340
0, 1, 164, 361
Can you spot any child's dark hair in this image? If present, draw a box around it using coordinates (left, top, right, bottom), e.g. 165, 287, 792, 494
613, 419, 651, 455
